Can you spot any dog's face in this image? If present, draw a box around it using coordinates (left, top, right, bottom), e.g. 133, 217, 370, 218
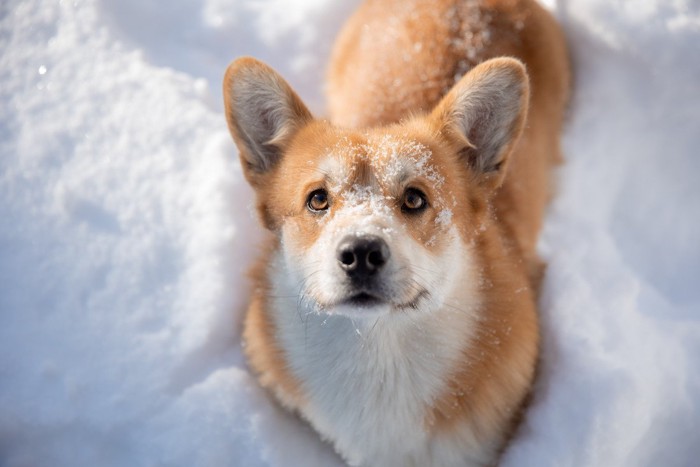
224, 57, 528, 317
272, 125, 467, 316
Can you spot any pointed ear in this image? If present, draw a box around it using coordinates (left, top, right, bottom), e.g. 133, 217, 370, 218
223, 57, 312, 184
430, 57, 529, 188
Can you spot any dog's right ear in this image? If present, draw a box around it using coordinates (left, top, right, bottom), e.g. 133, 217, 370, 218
223, 57, 312, 185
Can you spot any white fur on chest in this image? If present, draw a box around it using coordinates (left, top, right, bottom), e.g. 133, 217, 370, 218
269, 253, 490, 467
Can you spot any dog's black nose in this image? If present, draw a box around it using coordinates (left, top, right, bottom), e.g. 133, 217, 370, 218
337, 235, 390, 278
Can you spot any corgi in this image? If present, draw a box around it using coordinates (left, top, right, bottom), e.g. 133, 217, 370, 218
223, 0, 569, 465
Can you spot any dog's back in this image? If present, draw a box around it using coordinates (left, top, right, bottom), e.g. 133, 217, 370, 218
328, 0, 570, 278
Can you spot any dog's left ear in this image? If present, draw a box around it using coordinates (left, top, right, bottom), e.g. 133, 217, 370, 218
223, 57, 312, 186
430, 57, 529, 189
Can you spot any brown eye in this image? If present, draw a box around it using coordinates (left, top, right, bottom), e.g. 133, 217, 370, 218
402, 188, 427, 213
307, 189, 329, 212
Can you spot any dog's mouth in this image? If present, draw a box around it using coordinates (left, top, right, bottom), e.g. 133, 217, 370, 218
341, 292, 384, 308
330, 289, 429, 312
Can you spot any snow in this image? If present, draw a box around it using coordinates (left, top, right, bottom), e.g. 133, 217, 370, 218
0, 0, 698, 466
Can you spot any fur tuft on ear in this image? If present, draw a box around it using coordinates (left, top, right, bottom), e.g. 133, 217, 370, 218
431, 57, 529, 187
223, 57, 312, 180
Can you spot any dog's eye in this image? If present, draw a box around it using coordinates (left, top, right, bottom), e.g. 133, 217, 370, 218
402, 188, 427, 213
307, 189, 329, 212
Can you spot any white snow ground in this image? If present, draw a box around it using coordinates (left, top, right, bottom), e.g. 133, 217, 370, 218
1, 0, 698, 465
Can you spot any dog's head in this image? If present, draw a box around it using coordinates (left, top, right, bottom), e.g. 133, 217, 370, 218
224, 57, 528, 317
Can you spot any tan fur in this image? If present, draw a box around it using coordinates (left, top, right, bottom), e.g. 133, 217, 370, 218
224, 0, 569, 464
326, 0, 571, 440
242, 239, 306, 410
328, 0, 570, 263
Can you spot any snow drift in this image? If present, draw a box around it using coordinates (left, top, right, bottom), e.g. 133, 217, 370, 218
0, 0, 698, 465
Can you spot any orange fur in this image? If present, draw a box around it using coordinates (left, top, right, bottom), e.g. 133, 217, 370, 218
242, 239, 307, 410
328, 0, 570, 263
326, 1, 570, 442
224, 0, 570, 464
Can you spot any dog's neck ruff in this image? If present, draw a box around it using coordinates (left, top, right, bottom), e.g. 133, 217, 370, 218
267, 250, 496, 466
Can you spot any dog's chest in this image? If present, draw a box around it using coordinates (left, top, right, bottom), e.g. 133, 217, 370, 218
271, 290, 481, 465
279, 315, 437, 465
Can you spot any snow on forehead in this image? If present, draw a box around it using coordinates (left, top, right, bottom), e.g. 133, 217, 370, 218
324, 134, 445, 189
315, 135, 454, 231
365, 134, 444, 187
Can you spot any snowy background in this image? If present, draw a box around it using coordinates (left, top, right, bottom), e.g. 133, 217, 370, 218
1, 0, 699, 465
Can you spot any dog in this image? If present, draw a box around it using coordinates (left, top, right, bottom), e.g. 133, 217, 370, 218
223, 0, 569, 465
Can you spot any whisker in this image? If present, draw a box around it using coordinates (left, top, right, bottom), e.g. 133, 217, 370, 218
364, 315, 383, 344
